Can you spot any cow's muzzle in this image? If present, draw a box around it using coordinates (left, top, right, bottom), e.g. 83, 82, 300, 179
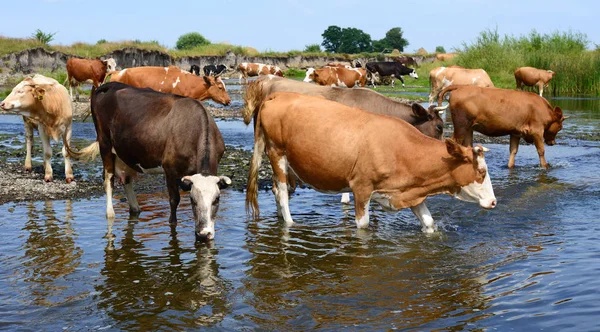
195, 229, 214, 242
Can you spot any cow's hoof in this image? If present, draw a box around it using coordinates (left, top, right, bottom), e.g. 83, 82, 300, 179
66, 176, 75, 184
24, 167, 32, 173
44, 175, 53, 182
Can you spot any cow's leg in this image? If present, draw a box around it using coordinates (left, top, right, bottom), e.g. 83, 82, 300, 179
164, 174, 181, 225
398, 75, 405, 88
340, 193, 351, 204
61, 126, 74, 183
67, 77, 75, 101
391, 77, 395, 88
369, 73, 377, 88
508, 135, 520, 168
538, 81, 544, 96
23, 118, 34, 172
268, 152, 293, 225
410, 201, 436, 233
450, 109, 473, 146
101, 153, 116, 219
533, 135, 549, 169
353, 189, 372, 229
37, 126, 53, 182
124, 176, 141, 215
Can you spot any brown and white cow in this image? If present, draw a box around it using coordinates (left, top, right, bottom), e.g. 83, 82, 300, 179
0, 74, 74, 182
435, 85, 566, 169
246, 92, 496, 233
238, 62, 283, 84
109, 66, 231, 105
514, 67, 555, 97
303, 66, 367, 88
66, 57, 117, 101
429, 66, 494, 104
64, 82, 230, 241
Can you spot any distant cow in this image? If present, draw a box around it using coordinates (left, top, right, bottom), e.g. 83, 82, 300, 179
325, 60, 362, 68
514, 67, 555, 96
436, 53, 458, 62
246, 92, 496, 233
435, 85, 566, 169
64, 82, 231, 241
0, 74, 74, 182
428, 66, 494, 104
394, 56, 418, 68
238, 62, 283, 84
365, 62, 418, 88
66, 57, 117, 101
303, 66, 367, 88
203, 64, 227, 76
190, 64, 200, 75
110, 65, 231, 105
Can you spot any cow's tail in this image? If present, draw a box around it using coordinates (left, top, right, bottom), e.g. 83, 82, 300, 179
433, 85, 463, 111
246, 103, 266, 217
63, 137, 100, 162
242, 80, 264, 125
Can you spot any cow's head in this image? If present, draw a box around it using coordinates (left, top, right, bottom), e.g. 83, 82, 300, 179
102, 58, 117, 72
409, 68, 419, 79
273, 66, 284, 77
180, 174, 231, 241
544, 106, 566, 145
0, 78, 48, 114
446, 139, 497, 209
303, 68, 315, 82
411, 104, 444, 140
203, 76, 231, 105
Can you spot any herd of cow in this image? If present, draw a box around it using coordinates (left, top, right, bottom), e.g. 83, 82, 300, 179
0, 55, 565, 241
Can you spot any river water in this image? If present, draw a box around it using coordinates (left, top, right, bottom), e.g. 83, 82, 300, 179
1, 96, 600, 331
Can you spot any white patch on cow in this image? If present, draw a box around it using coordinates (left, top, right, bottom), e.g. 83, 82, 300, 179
472, 77, 477, 84
372, 192, 396, 211
117, 69, 127, 78
340, 193, 351, 204
435, 67, 446, 77
410, 202, 436, 233
454, 158, 496, 209
356, 199, 371, 229
441, 77, 454, 89
186, 174, 223, 240
136, 164, 164, 174
303, 68, 315, 82
104, 169, 115, 219
409, 70, 418, 79
165, 67, 169, 74
160, 81, 164, 85
274, 156, 294, 226
257, 64, 266, 75
217, 77, 227, 92
241, 63, 248, 70
172, 76, 181, 89
7, 100, 22, 109
267, 74, 276, 80
336, 78, 347, 87
104, 58, 117, 72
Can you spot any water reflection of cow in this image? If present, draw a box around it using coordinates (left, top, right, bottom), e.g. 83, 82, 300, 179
98, 219, 230, 329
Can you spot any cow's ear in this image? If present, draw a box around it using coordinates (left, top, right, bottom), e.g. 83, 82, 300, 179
34, 86, 46, 101
203, 75, 212, 86
180, 176, 193, 191
554, 106, 563, 119
411, 103, 428, 119
445, 139, 468, 160
216, 175, 232, 189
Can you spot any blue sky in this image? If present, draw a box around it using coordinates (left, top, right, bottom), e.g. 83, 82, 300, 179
3, 0, 597, 53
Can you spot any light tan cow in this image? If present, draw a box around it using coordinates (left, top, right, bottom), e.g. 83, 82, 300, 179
303, 66, 367, 88
435, 85, 566, 169
246, 92, 496, 233
0, 74, 74, 182
436, 53, 458, 62
429, 66, 494, 104
514, 66, 555, 96
109, 65, 231, 105
238, 62, 283, 84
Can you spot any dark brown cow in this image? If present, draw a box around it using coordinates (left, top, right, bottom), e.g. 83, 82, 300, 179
246, 92, 496, 233
436, 85, 566, 168
238, 62, 283, 84
303, 66, 367, 88
66, 57, 117, 101
514, 67, 555, 96
64, 82, 231, 241
394, 56, 418, 67
109, 66, 231, 105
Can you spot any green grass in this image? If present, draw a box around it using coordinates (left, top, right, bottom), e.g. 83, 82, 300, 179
283, 68, 306, 79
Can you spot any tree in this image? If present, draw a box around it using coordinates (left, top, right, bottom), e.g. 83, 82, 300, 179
321, 26, 343, 53
379, 27, 409, 52
304, 43, 321, 52
176, 32, 210, 50
339, 28, 372, 53
436, 46, 446, 53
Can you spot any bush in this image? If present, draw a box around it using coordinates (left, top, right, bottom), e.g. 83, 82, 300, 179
31, 29, 56, 45
435, 46, 446, 53
96, 39, 107, 44
304, 44, 321, 52
176, 32, 210, 50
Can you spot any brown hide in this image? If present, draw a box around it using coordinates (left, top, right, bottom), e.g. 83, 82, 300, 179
436, 53, 458, 61
514, 67, 555, 96
310, 67, 366, 88
238, 63, 283, 83
66, 58, 110, 87
439, 85, 565, 168
110, 66, 231, 105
